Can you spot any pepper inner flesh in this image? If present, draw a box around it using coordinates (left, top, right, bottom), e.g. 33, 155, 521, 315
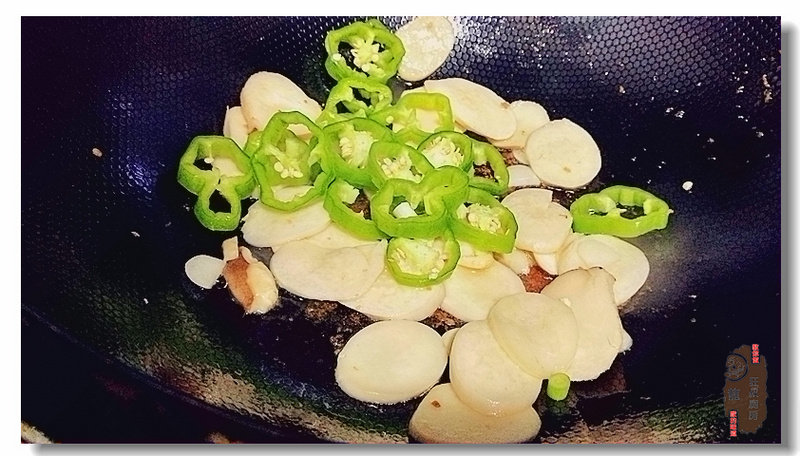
380, 151, 424, 182
390, 238, 448, 279
456, 203, 504, 234
421, 136, 463, 168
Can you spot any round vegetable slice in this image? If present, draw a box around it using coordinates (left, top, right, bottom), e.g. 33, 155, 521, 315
441, 261, 525, 321
335, 320, 447, 404
269, 239, 386, 301
409, 383, 542, 444
424, 78, 516, 140
524, 119, 601, 189
556, 234, 650, 305
396, 16, 455, 82
241, 200, 330, 248
501, 188, 572, 254
240, 71, 322, 134
304, 223, 377, 249
441, 328, 459, 354
339, 268, 444, 321
541, 268, 623, 381
456, 241, 494, 270
487, 292, 579, 379
494, 248, 534, 275
184, 254, 224, 289
450, 321, 543, 416
507, 164, 541, 188
490, 100, 550, 150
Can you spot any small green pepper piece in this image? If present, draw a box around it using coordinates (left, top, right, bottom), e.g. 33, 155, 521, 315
386, 230, 461, 287
370, 92, 455, 148
323, 179, 388, 241
450, 188, 518, 254
417, 131, 474, 171
324, 19, 405, 83
251, 111, 331, 211
322, 118, 394, 188
469, 140, 510, 195
570, 185, 672, 238
547, 373, 571, 401
317, 77, 394, 127
366, 141, 434, 188
177, 136, 255, 231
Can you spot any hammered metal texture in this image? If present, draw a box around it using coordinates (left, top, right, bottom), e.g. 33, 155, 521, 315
21, 17, 781, 443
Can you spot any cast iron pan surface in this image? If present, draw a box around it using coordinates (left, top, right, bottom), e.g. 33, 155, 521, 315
21, 17, 781, 443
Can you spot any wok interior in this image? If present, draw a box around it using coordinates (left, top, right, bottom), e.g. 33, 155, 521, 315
21, 17, 781, 442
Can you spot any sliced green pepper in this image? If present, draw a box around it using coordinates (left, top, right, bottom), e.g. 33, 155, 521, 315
242, 129, 262, 158
370, 167, 469, 239
251, 111, 331, 211
570, 185, 672, 238
317, 77, 394, 126
324, 19, 405, 83
450, 188, 518, 254
417, 131, 474, 171
469, 140, 510, 195
322, 118, 394, 188
370, 92, 455, 148
547, 373, 571, 401
386, 230, 461, 287
177, 136, 255, 231
366, 141, 434, 188
323, 179, 387, 241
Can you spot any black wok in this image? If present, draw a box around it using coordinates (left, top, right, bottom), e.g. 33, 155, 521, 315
21, 16, 781, 443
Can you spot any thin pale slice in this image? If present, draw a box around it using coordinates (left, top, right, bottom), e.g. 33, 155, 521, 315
620, 329, 633, 353
240, 71, 322, 134
491, 101, 550, 149
507, 164, 541, 188
222, 106, 251, 148
441, 328, 459, 353
335, 321, 447, 404
487, 292, 579, 379
409, 383, 542, 444
457, 241, 494, 270
524, 119, 601, 189
494, 248, 534, 275
532, 251, 558, 275
441, 261, 525, 321
270, 240, 386, 302
246, 261, 280, 314
304, 223, 377, 249
557, 234, 650, 305
450, 321, 543, 416
502, 188, 572, 254
512, 149, 529, 165
542, 268, 623, 381
424, 78, 516, 140
185, 255, 224, 289
241, 200, 330, 248
222, 236, 239, 262
396, 16, 455, 82
339, 268, 444, 321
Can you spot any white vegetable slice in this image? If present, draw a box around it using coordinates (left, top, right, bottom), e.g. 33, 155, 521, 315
507, 164, 541, 188
512, 149, 529, 165
222, 106, 251, 149
490, 101, 550, 150
450, 321, 543, 416
221, 237, 239, 262
557, 234, 650, 305
245, 261, 280, 314
241, 200, 330, 248
424, 78, 516, 140
487, 292, 579, 379
441, 328, 459, 353
441, 261, 525, 321
239, 71, 322, 134
532, 251, 558, 275
409, 383, 542, 444
494, 248, 534, 275
541, 268, 623, 381
524, 119, 602, 189
339, 268, 444, 321
502, 188, 572, 254
396, 16, 455, 82
456, 241, 494, 270
335, 321, 446, 404
270, 240, 386, 302
184, 255, 224, 289
620, 329, 633, 353
304, 223, 377, 249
